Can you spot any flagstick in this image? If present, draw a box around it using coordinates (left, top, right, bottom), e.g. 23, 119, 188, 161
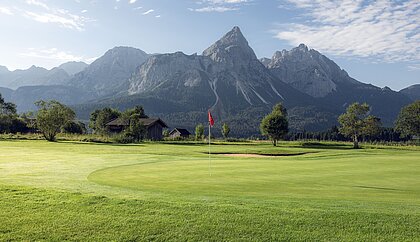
209, 124, 211, 176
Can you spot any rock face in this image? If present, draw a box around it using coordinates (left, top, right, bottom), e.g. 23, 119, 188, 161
263, 44, 359, 98
263, 44, 412, 125
128, 27, 310, 115
69, 46, 150, 96
400, 84, 420, 101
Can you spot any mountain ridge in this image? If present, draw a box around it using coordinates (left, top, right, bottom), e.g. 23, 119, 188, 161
0, 26, 416, 136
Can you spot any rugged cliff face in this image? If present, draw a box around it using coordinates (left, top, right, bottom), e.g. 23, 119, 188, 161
68, 46, 150, 97
262, 44, 360, 98
128, 27, 311, 116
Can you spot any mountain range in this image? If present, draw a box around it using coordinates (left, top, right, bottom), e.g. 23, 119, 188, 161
0, 27, 418, 136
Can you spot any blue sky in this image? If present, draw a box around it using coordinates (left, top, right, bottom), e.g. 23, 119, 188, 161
0, 0, 418, 90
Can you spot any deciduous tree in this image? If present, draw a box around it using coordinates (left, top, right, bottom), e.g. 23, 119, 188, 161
395, 100, 420, 139
89, 108, 120, 134
222, 123, 230, 139
36, 100, 75, 141
338, 102, 381, 148
195, 124, 204, 141
260, 103, 289, 146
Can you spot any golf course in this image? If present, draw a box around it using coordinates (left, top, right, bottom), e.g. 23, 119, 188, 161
0, 140, 419, 241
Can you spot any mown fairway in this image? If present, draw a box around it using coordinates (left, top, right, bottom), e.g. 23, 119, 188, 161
0, 140, 419, 241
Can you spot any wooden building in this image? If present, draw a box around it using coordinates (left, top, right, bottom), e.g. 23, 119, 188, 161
106, 117, 168, 141
169, 128, 191, 139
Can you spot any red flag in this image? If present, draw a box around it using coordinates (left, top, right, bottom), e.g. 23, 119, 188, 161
208, 110, 214, 127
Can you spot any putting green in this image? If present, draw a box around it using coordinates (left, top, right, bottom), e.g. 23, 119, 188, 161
88, 148, 420, 203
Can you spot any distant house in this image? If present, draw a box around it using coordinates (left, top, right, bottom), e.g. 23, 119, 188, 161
106, 117, 168, 141
169, 128, 191, 139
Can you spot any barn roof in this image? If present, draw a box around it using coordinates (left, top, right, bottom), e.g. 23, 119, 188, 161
106, 118, 168, 128
170, 128, 191, 136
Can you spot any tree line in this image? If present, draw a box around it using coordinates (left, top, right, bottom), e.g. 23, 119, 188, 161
0, 95, 150, 143
1, 92, 419, 147
259, 101, 419, 148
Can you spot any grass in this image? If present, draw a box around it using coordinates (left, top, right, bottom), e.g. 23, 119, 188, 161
0, 140, 419, 241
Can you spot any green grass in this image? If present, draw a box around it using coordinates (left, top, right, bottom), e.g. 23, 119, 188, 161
0, 140, 419, 241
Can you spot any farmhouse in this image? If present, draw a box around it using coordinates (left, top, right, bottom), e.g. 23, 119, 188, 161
106, 117, 168, 141
169, 128, 191, 139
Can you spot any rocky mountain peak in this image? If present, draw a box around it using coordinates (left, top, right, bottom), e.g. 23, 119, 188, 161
68, 46, 150, 96
297, 43, 309, 52
202, 26, 257, 66
264, 44, 355, 98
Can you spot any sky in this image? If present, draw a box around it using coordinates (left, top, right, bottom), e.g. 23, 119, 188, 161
0, 0, 418, 91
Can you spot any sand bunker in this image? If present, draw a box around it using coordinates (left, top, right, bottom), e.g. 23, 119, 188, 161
223, 154, 277, 158
221, 152, 310, 157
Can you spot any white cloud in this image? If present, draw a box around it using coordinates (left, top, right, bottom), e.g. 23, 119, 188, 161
129, 0, 137, 3
190, 0, 250, 12
26, 0, 50, 10
0, 7, 13, 15
81, 9, 88, 13
16, 0, 93, 31
20, 48, 94, 64
274, 0, 420, 63
155, 15, 161, 18
133, 6, 143, 10
142, 9, 154, 15
407, 64, 420, 71
190, 6, 238, 12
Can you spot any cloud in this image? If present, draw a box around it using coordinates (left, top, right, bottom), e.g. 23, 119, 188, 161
274, 0, 420, 63
20, 48, 95, 63
189, 6, 238, 12
0, 7, 14, 15
407, 64, 420, 71
189, 0, 250, 12
155, 15, 161, 18
142, 9, 154, 15
129, 0, 137, 3
22, 0, 92, 31
26, 0, 50, 10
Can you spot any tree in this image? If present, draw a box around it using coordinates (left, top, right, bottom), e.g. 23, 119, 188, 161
0, 94, 29, 134
338, 102, 381, 148
222, 123, 230, 139
123, 113, 147, 143
62, 121, 86, 134
122, 105, 148, 119
0, 94, 17, 116
163, 129, 170, 138
395, 101, 420, 139
195, 124, 204, 141
260, 103, 289, 146
89, 108, 120, 134
36, 100, 75, 141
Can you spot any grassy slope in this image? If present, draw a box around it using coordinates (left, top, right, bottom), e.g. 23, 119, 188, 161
0, 140, 419, 241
